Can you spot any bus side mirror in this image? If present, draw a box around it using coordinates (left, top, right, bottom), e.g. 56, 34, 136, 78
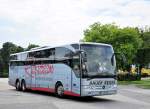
111, 54, 115, 66
74, 50, 84, 55
81, 52, 87, 62
114, 52, 127, 65
73, 50, 87, 62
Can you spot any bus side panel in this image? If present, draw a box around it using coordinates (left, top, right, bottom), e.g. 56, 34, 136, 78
24, 65, 41, 88
35, 64, 54, 89
53, 64, 72, 92
24, 65, 32, 88
27, 64, 72, 93
71, 70, 81, 96
11, 65, 32, 88
12, 63, 81, 96
9, 66, 18, 87
53, 64, 80, 96
18, 66, 26, 82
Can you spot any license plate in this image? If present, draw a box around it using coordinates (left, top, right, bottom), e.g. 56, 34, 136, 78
99, 90, 116, 95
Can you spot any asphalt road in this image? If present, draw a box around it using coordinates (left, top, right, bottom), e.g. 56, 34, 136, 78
0, 78, 150, 109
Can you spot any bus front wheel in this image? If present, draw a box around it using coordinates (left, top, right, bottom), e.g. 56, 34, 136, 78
56, 84, 64, 97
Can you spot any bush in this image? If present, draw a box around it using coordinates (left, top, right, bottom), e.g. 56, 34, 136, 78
141, 68, 150, 77
117, 71, 141, 81
0, 72, 8, 78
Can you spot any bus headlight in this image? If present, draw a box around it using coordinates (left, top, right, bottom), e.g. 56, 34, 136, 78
82, 64, 86, 70
74, 65, 79, 71
113, 84, 117, 88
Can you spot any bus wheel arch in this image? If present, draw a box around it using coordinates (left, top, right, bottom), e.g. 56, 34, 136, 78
15, 79, 20, 91
21, 79, 27, 91
55, 81, 64, 97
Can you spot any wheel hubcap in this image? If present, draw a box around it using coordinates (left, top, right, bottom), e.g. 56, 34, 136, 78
57, 86, 64, 96
22, 83, 25, 90
16, 82, 19, 89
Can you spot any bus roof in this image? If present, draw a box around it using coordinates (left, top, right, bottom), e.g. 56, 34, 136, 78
10, 42, 112, 56
80, 42, 112, 46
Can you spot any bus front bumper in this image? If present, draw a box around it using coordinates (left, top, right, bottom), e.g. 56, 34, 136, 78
81, 84, 117, 96
81, 90, 117, 96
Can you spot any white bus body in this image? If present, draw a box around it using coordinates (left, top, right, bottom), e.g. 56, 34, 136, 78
9, 42, 117, 97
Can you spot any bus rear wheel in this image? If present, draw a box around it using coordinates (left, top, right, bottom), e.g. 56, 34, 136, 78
56, 84, 64, 97
21, 80, 27, 91
16, 80, 20, 91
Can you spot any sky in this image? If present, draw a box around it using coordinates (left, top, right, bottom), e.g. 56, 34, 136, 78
0, 0, 150, 48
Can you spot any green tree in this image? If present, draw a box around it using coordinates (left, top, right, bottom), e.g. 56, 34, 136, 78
0, 49, 3, 76
83, 22, 143, 68
1, 42, 17, 75
26, 44, 39, 51
136, 48, 150, 67
135, 27, 150, 67
17, 46, 24, 52
84, 22, 119, 44
0, 42, 24, 76
141, 31, 150, 48
112, 27, 143, 64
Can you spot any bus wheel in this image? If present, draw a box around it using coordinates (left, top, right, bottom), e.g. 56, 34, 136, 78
16, 80, 20, 91
21, 80, 26, 91
56, 84, 64, 97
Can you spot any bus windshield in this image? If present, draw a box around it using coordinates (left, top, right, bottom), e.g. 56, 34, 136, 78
81, 44, 116, 78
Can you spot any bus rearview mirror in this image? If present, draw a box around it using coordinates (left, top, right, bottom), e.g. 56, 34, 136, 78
111, 54, 115, 66
73, 50, 87, 62
81, 52, 87, 62
114, 52, 127, 65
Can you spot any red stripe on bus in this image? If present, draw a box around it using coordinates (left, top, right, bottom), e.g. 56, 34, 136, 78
31, 87, 55, 93
64, 91, 80, 97
31, 87, 80, 97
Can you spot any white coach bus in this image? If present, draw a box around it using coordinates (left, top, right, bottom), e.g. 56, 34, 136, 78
9, 42, 117, 97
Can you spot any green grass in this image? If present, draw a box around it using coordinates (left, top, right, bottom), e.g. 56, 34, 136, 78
118, 79, 150, 89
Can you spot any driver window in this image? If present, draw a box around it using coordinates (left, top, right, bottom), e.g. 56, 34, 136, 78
72, 55, 80, 77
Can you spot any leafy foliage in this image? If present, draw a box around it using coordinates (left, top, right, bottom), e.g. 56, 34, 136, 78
141, 31, 150, 48
26, 44, 39, 51
136, 48, 150, 66
0, 42, 24, 75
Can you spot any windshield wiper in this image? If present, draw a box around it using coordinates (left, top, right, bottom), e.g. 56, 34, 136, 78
87, 75, 97, 80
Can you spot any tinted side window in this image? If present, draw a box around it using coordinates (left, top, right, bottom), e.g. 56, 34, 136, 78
42, 49, 55, 59
28, 52, 35, 58
28, 49, 55, 60
18, 61, 25, 66
10, 55, 17, 60
48, 49, 55, 60
34, 51, 42, 58
10, 61, 17, 66
71, 44, 79, 50
55, 47, 73, 59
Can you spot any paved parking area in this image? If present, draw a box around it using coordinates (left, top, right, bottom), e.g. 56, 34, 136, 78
0, 78, 150, 109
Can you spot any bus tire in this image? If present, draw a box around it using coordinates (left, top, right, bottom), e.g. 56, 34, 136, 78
15, 80, 20, 91
56, 83, 64, 97
21, 80, 27, 92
